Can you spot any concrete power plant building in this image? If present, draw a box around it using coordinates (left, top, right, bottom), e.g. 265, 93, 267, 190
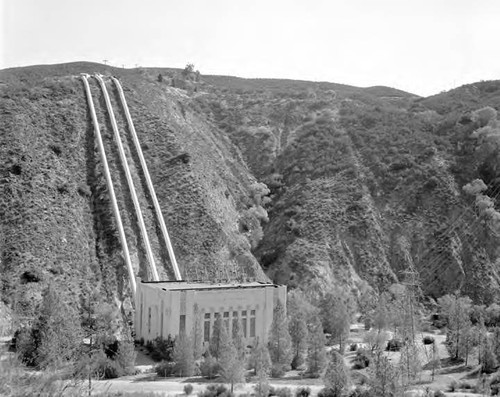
135, 279, 287, 344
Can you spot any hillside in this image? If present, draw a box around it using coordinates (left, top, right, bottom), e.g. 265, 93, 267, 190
1, 62, 500, 321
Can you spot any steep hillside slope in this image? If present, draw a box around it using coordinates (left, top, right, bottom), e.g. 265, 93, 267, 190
197, 76, 500, 303
0, 63, 267, 318
2, 63, 500, 320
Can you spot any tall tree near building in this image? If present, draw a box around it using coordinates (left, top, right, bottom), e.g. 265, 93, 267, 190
306, 316, 327, 377
323, 351, 350, 396
210, 314, 226, 360
288, 291, 311, 369
251, 338, 272, 376
173, 333, 195, 376
77, 287, 121, 394
232, 314, 246, 360
268, 300, 292, 375
192, 304, 204, 360
219, 326, 245, 393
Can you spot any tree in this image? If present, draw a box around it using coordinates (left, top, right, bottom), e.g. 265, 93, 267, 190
76, 287, 133, 392
192, 304, 204, 360
173, 333, 195, 376
372, 293, 390, 333
323, 351, 350, 396
439, 294, 472, 361
210, 314, 225, 360
320, 290, 354, 353
219, 326, 245, 393
251, 340, 271, 396
31, 283, 81, 369
369, 352, 401, 397
480, 336, 498, 374
306, 317, 327, 377
268, 300, 292, 375
288, 291, 311, 369
232, 313, 246, 360
182, 63, 195, 78
429, 341, 441, 381
251, 338, 272, 376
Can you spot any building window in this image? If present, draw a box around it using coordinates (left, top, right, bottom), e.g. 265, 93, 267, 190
204, 313, 211, 342
180, 314, 186, 335
242, 310, 247, 338
250, 310, 256, 337
148, 307, 152, 334
223, 312, 230, 330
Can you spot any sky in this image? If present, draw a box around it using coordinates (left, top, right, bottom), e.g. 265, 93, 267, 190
1, 0, 500, 96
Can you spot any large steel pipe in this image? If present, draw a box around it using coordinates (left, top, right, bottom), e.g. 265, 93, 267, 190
112, 77, 182, 281
81, 74, 137, 295
95, 74, 159, 281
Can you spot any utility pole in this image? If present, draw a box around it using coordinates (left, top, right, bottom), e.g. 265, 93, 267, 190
103, 59, 108, 65
401, 259, 421, 387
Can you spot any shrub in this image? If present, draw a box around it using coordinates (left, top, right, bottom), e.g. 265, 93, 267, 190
489, 372, 500, 395
347, 386, 372, 397
155, 361, 176, 377
422, 336, 435, 345
317, 388, 337, 397
198, 384, 231, 397
184, 384, 194, 395
434, 390, 446, 397
200, 354, 219, 379
271, 363, 286, 378
386, 339, 402, 352
269, 387, 292, 397
152, 336, 176, 362
295, 387, 311, 397
353, 349, 370, 369
448, 379, 458, 392
349, 343, 358, 352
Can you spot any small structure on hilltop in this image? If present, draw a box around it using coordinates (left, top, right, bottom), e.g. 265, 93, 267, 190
135, 279, 286, 344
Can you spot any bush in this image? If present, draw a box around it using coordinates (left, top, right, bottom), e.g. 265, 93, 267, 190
198, 384, 232, 397
149, 336, 175, 362
200, 354, 219, 379
184, 384, 194, 395
269, 387, 293, 397
448, 379, 458, 392
295, 387, 311, 397
386, 339, 402, 352
155, 361, 176, 377
14, 327, 39, 367
317, 388, 337, 397
271, 364, 286, 378
347, 386, 372, 397
489, 372, 500, 396
349, 343, 358, 352
434, 390, 446, 397
422, 336, 435, 345
353, 349, 370, 369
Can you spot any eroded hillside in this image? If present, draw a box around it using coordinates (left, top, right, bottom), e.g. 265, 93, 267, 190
1, 63, 500, 319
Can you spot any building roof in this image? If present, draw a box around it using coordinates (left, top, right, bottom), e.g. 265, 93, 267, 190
140, 280, 279, 292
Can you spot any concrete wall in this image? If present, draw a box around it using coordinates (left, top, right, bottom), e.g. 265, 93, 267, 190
135, 282, 286, 346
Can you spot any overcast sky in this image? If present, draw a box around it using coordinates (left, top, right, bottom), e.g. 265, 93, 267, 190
2, 0, 499, 96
